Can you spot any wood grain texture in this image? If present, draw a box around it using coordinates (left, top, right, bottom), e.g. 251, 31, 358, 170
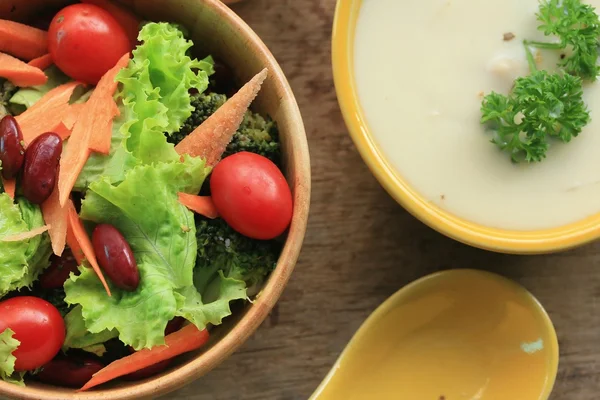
169, 1, 600, 399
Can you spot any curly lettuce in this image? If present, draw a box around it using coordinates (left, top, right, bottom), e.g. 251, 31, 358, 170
75, 23, 213, 192
65, 158, 244, 350
75, 107, 140, 191
0, 195, 52, 297
63, 306, 117, 351
116, 22, 213, 164
0, 328, 23, 386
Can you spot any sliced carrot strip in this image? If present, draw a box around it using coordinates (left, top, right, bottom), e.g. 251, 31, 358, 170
81, 0, 141, 48
175, 69, 268, 166
0, 52, 47, 87
28, 53, 53, 70
66, 220, 85, 265
67, 202, 111, 297
80, 325, 209, 391
41, 183, 69, 256
0, 20, 47, 60
58, 53, 129, 207
88, 101, 119, 154
63, 103, 85, 132
16, 82, 82, 146
52, 103, 87, 141
178, 193, 219, 219
1, 225, 50, 242
52, 122, 71, 141
2, 177, 15, 200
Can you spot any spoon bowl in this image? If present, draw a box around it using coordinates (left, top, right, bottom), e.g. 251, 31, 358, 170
310, 269, 559, 400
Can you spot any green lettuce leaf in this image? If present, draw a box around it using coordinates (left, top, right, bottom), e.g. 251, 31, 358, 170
75, 107, 140, 191
0, 195, 52, 297
0, 195, 30, 296
17, 198, 53, 288
175, 271, 246, 328
63, 305, 118, 351
116, 22, 213, 164
0, 328, 23, 386
65, 158, 216, 349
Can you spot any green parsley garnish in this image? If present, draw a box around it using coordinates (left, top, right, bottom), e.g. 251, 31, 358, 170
481, 0, 595, 163
525, 0, 600, 81
481, 70, 589, 163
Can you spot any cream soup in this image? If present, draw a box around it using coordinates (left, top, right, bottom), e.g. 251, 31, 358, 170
354, 0, 600, 230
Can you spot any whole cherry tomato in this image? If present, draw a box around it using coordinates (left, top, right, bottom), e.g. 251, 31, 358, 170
211, 152, 293, 240
0, 297, 65, 371
48, 4, 131, 84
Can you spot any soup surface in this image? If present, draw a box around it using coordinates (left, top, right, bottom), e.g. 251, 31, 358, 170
354, 0, 600, 230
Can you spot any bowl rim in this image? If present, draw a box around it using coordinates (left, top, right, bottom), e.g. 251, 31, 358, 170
0, 0, 311, 399
332, 0, 600, 255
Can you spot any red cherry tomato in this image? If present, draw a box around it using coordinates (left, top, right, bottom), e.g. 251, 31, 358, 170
210, 152, 293, 240
0, 297, 65, 371
39, 249, 80, 289
48, 4, 131, 84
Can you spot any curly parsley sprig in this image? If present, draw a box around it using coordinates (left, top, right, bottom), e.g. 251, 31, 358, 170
525, 0, 600, 81
480, 0, 595, 163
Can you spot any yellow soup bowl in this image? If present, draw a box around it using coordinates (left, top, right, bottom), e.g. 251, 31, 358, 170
309, 269, 559, 400
332, 0, 600, 254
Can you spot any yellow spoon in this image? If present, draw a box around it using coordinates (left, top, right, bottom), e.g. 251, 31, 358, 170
310, 269, 559, 400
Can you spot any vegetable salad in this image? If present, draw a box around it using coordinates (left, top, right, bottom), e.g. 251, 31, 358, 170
0, 1, 292, 390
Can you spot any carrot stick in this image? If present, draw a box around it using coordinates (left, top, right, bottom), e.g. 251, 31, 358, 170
67, 202, 111, 297
58, 53, 129, 207
16, 82, 82, 146
80, 325, 209, 391
28, 53, 53, 70
1, 225, 50, 242
52, 103, 87, 141
2, 177, 15, 199
0, 20, 47, 60
175, 69, 267, 166
63, 103, 85, 131
178, 193, 219, 219
81, 0, 140, 47
0, 52, 47, 87
87, 101, 119, 154
66, 221, 85, 265
41, 183, 69, 256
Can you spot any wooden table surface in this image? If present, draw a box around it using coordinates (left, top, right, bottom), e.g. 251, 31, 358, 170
173, 1, 600, 399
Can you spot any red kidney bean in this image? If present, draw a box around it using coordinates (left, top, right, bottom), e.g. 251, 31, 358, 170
39, 250, 80, 289
92, 224, 140, 291
36, 356, 104, 388
22, 132, 62, 204
0, 115, 25, 180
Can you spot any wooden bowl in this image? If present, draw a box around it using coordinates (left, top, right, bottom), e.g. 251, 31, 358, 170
0, 1, 311, 399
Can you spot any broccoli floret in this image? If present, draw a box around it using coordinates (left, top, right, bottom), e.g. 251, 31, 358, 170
223, 112, 281, 164
171, 92, 281, 164
194, 217, 280, 301
168, 92, 227, 145
0, 79, 16, 118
